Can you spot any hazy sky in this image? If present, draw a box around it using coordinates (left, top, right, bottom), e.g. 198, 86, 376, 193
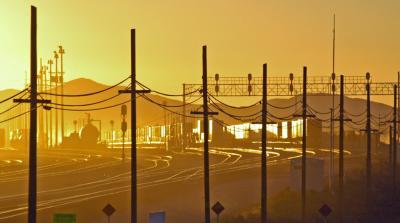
0, 0, 399, 102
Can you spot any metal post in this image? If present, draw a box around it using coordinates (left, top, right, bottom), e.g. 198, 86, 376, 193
38, 60, 44, 149
261, 63, 267, 223
390, 125, 393, 165
59, 46, 65, 142
301, 66, 307, 223
48, 59, 53, 148
393, 84, 397, 199
366, 73, 372, 201
164, 101, 167, 151
339, 75, 344, 223
202, 45, 211, 223
130, 28, 138, 223
44, 65, 49, 149
396, 72, 400, 151
29, 6, 37, 223
330, 73, 336, 193
122, 131, 125, 160
54, 51, 59, 147
182, 84, 186, 152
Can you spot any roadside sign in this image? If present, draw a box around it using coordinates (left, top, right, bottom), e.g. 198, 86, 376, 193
149, 211, 166, 223
53, 213, 76, 223
103, 203, 116, 217
319, 203, 332, 218
212, 201, 225, 215
212, 201, 225, 223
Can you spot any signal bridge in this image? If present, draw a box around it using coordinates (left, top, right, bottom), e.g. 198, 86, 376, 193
184, 75, 396, 96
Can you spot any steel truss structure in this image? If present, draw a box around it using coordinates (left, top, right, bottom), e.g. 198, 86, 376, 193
185, 75, 396, 96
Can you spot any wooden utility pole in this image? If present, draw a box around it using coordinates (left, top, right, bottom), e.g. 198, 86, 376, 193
190, 46, 218, 223
202, 45, 211, 223
390, 125, 393, 165
366, 73, 372, 199
301, 66, 307, 223
130, 29, 138, 223
12, 7, 50, 223
261, 63, 267, 223
182, 84, 186, 152
393, 84, 397, 199
339, 75, 344, 223
29, 7, 37, 223
118, 29, 150, 223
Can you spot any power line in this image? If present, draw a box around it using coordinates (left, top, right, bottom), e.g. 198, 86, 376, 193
39, 75, 131, 97
208, 94, 261, 109
0, 105, 40, 125
0, 91, 29, 115
137, 80, 200, 97
141, 94, 199, 119
0, 88, 29, 104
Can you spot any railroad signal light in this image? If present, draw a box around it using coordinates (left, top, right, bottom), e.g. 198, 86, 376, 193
215, 73, 219, 81
121, 104, 127, 116
121, 120, 127, 133
247, 73, 252, 81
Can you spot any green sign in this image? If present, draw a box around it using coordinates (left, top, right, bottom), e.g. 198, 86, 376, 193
53, 213, 76, 223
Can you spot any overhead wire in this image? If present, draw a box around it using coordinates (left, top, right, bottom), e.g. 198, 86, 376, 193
39, 75, 131, 97
0, 88, 29, 104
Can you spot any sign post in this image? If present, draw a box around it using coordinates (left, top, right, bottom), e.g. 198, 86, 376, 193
212, 201, 225, 223
318, 204, 332, 223
103, 203, 116, 223
121, 105, 127, 160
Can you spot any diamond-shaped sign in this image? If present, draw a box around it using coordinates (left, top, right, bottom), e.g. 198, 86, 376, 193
212, 201, 225, 215
318, 204, 332, 218
103, 203, 116, 217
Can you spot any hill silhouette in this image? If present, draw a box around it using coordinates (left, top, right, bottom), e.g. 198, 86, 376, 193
0, 78, 394, 139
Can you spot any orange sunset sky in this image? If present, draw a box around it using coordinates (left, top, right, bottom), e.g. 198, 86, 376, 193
0, 0, 399, 104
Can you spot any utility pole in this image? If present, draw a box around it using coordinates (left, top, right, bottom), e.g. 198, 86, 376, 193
118, 29, 150, 223
28, 7, 37, 223
43, 65, 48, 149
59, 46, 65, 142
182, 84, 186, 152
331, 14, 336, 193
390, 125, 393, 165
301, 66, 307, 223
339, 74, 345, 223
190, 46, 218, 223
393, 84, 397, 199
333, 76, 352, 222
110, 120, 114, 149
330, 73, 336, 193
12, 7, 50, 223
129, 29, 137, 223
54, 51, 59, 147
330, 13, 337, 195
164, 101, 167, 151
292, 67, 315, 223
365, 72, 372, 205
396, 71, 400, 151
201, 45, 210, 223
261, 63, 267, 223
